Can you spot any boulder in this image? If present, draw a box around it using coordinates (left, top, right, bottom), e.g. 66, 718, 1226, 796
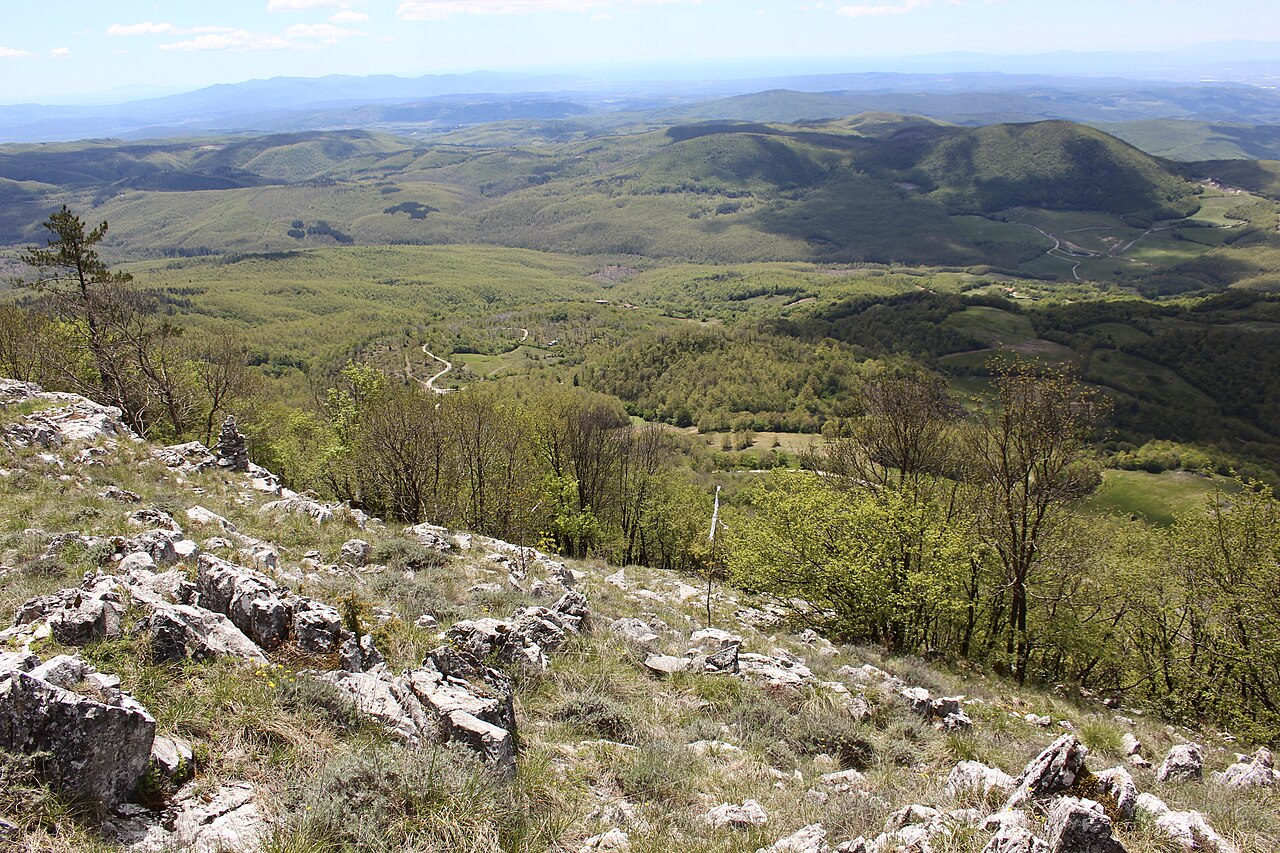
643, 654, 689, 676
1044, 798, 1125, 853
945, 760, 1016, 799
339, 538, 372, 567
196, 554, 293, 650
609, 617, 660, 646
702, 643, 740, 674
292, 599, 347, 654
259, 496, 334, 524
983, 825, 1050, 853
15, 571, 125, 645
339, 634, 385, 673
580, 828, 631, 852
738, 652, 813, 688
403, 522, 453, 551
0, 657, 155, 807
1092, 766, 1139, 822
166, 781, 265, 853
757, 823, 830, 853
703, 799, 768, 828
186, 505, 237, 533
100, 485, 142, 503
140, 601, 267, 664
1004, 735, 1089, 810
1156, 743, 1203, 783
1212, 747, 1279, 789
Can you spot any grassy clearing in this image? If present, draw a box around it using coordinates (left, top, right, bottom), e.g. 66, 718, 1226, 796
1085, 469, 1234, 526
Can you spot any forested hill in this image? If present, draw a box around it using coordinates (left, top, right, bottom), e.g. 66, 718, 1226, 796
0, 116, 1204, 267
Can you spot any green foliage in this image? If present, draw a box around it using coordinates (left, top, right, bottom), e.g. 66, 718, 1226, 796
727, 471, 971, 647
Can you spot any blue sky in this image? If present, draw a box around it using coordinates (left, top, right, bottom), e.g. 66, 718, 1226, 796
1, 0, 1278, 103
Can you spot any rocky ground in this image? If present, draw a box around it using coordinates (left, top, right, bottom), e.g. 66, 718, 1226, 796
1, 377, 1278, 852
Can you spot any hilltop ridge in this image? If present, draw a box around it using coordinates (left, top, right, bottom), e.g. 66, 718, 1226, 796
1, 378, 1278, 851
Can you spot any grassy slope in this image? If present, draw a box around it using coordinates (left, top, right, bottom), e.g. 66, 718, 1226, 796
1, 408, 1277, 851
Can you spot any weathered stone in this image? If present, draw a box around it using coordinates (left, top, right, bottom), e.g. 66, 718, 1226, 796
945, 760, 1016, 799
738, 653, 814, 688
610, 617, 660, 646
983, 825, 1050, 853
1004, 735, 1089, 810
403, 522, 453, 551
339, 538, 372, 567
643, 654, 689, 676
1121, 732, 1142, 757
126, 528, 184, 565
0, 660, 155, 807
260, 496, 334, 524
186, 505, 237, 533
757, 823, 830, 853
293, 599, 346, 654
703, 799, 768, 828
196, 554, 293, 650
140, 601, 267, 664
339, 634, 385, 673
15, 572, 125, 645
446, 618, 547, 672
150, 734, 194, 779
1044, 797, 1126, 853
1156, 743, 1203, 783
167, 781, 264, 853
553, 589, 591, 633
100, 485, 142, 503
580, 828, 632, 852
703, 643, 740, 673
1093, 766, 1139, 822
1212, 747, 1279, 789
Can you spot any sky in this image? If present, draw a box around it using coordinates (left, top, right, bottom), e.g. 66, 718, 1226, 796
1, 0, 1278, 103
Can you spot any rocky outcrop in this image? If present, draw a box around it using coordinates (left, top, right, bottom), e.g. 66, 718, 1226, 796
1043, 797, 1126, 853
0, 653, 155, 807
1156, 743, 1203, 783
108, 781, 265, 853
0, 379, 138, 449
703, 799, 768, 828
945, 760, 1016, 800
758, 823, 830, 853
1213, 747, 1280, 788
1004, 735, 1088, 810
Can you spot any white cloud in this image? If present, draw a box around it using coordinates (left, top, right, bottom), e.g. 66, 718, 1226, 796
285, 23, 366, 43
397, 0, 695, 20
106, 21, 177, 36
160, 29, 291, 52
267, 0, 350, 10
836, 0, 955, 16
330, 9, 370, 22
49, 47, 71, 59
0, 46, 34, 59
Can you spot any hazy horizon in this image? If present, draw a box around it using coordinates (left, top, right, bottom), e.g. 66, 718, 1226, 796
2, 0, 1279, 105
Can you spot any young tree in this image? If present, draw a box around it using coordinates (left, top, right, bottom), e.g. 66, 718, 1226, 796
19, 206, 139, 423
964, 359, 1105, 683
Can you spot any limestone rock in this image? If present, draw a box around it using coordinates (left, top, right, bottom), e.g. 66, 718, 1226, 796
1044, 798, 1125, 853
339, 634, 385, 673
1212, 747, 1279, 789
292, 599, 347, 654
1156, 743, 1203, 783
983, 825, 1050, 853
15, 571, 125, 645
610, 617, 661, 646
0, 656, 155, 807
580, 828, 631, 852
1004, 734, 1089, 810
644, 654, 689, 676
703, 799, 768, 828
196, 554, 292, 650
150, 734, 194, 780
340, 538, 372, 567
945, 760, 1016, 799
403, 522, 453, 551
758, 823, 830, 853
1092, 766, 1139, 822
259, 496, 335, 524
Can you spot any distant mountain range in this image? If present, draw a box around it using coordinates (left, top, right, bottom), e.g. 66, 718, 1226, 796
3, 50, 1280, 145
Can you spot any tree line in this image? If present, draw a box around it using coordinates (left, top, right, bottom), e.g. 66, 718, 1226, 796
727, 365, 1280, 740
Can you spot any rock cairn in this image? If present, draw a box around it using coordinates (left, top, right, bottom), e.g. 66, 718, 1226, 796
215, 415, 249, 472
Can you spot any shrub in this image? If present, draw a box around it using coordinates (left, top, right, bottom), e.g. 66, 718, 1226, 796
553, 693, 639, 742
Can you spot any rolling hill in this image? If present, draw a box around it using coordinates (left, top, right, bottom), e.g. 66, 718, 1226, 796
1, 115, 1247, 278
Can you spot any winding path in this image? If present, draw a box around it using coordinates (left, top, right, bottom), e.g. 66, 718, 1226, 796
421, 344, 453, 394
